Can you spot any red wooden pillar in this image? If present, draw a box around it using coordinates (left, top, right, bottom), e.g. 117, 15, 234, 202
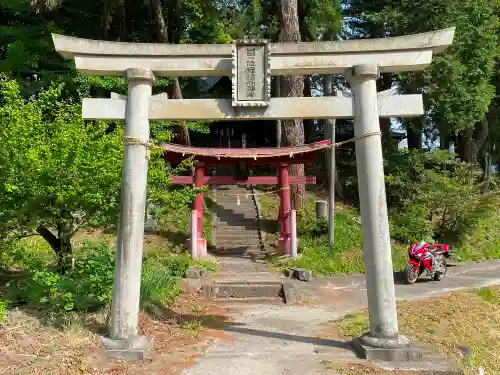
194, 163, 205, 239
278, 163, 291, 254
192, 163, 207, 257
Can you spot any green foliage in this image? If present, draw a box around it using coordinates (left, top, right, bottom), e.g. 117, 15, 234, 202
0, 79, 195, 270
0, 299, 8, 325
389, 204, 434, 242
1, 241, 213, 313
0, 236, 49, 271
71, 241, 116, 306
143, 250, 191, 277
140, 264, 180, 309
284, 210, 365, 275
386, 149, 497, 244
3, 242, 115, 311
0, 79, 123, 242
335, 313, 370, 337
452, 203, 500, 262
348, 0, 499, 137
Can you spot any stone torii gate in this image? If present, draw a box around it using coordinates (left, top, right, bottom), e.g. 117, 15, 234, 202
52, 28, 455, 361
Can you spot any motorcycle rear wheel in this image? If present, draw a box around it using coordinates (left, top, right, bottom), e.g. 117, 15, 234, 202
404, 263, 419, 284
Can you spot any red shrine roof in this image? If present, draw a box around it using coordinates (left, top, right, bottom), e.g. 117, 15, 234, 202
161, 140, 332, 165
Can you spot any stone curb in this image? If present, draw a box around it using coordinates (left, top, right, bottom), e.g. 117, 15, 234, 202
210, 171, 217, 249
251, 184, 266, 250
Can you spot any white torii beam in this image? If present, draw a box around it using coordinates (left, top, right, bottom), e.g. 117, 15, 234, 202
82, 92, 424, 121
52, 28, 455, 77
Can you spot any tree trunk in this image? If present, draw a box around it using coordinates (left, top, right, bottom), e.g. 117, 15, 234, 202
303, 77, 315, 142
407, 124, 422, 150
37, 225, 73, 274
377, 73, 392, 156
457, 119, 488, 164
148, 0, 190, 146
481, 140, 491, 194
440, 131, 450, 150
279, 0, 305, 210
166, 78, 191, 145
275, 76, 282, 147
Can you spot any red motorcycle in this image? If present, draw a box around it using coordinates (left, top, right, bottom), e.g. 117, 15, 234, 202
404, 241, 451, 284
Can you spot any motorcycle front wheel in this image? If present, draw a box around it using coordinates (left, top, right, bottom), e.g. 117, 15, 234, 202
404, 263, 419, 284
433, 259, 447, 281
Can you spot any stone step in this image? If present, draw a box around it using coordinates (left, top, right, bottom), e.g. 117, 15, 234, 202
217, 261, 269, 273
204, 281, 283, 299
213, 297, 284, 305
216, 218, 259, 224
213, 244, 262, 251
215, 234, 261, 240
216, 233, 260, 240
213, 272, 277, 281
215, 203, 256, 208
213, 251, 264, 259
215, 227, 260, 232
213, 246, 263, 252
215, 225, 260, 231
216, 244, 262, 250
216, 209, 257, 220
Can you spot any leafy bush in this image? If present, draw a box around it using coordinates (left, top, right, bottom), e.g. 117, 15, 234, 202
389, 204, 434, 242
3, 241, 114, 311
0, 237, 50, 271
0, 79, 194, 273
1, 240, 217, 314
143, 250, 191, 277
71, 241, 116, 307
385, 149, 497, 244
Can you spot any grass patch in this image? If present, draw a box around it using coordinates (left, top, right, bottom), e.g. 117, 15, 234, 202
331, 286, 500, 375
262, 192, 408, 275
475, 287, 500, 304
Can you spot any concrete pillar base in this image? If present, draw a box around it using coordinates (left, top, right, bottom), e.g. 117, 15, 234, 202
187, 238, 207, 258
278, 237, 289, 254
101, 335, 151, 361
353, 333, 422, 362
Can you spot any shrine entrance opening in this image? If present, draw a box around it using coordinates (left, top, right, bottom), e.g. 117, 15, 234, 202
52, 28, 455, 361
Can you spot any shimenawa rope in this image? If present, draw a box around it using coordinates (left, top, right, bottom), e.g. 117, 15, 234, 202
123, 131, 380, 159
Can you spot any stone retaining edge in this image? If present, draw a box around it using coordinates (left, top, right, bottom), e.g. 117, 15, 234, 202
251, 185, 266, 250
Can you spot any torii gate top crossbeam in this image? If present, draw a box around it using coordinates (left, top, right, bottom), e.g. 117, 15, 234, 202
52, 28, 455, 77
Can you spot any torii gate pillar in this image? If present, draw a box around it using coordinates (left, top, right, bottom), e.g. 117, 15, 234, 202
102, 68, 154, 358
348, 64, 409, 353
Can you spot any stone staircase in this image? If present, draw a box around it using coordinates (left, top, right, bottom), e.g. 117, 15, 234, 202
202, 166, 284, 304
